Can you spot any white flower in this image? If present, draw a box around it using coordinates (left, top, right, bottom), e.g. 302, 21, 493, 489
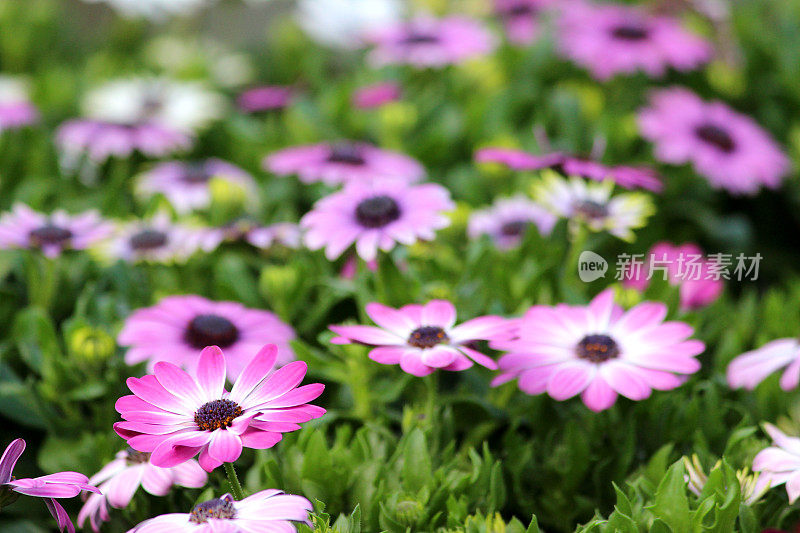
296, 0, 404, 49
81, 0, 208, 20
0, 76, 31, 104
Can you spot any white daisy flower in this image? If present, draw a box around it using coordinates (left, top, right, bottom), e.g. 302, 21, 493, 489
296, 0, 404, 49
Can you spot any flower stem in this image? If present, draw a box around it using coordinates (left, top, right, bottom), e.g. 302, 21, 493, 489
223, 462, 245, 501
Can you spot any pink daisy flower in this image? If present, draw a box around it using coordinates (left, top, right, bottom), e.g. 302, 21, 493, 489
199, 220, 302, 252
727, 339, 800, 391
557, 1, 712, 80
752, 424, 800, 503
78, 449, 207, 533
127, 490, 312, 532
118, 294, 296, 378
494, 0, 556, 45
475, 147, 663, 192
237, 85, 295, 113
638, 87, 790, 194
491, 289, 705, 412
367, 16, 497, 68
0, 203, 112, 258
0, 76, 38, 132
114, 345, 325, 472
329, 300, 511, 376
353, 82, 402, 109
264, 141, 425, 186
301, 179, 453, 261
104, 213, 206, 264
467, 195, 557, 249
136, 159, 257, 215
621, 242, 724, 311
0, 438, 99, 533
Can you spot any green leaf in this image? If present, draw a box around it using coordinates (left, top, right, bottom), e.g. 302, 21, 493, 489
402, 429, 432, 493
648, 461, 691, 533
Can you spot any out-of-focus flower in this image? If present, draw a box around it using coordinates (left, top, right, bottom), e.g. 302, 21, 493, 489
238, 85, 295, 113
296, 0, 404, 49
145, 37, 255, 89
69, 326, 116, 365
621, 242, 724, 311
128, 490, 312, 532
103, 213, 206, 264
492, 289, 704, 411
683, 454, 769, 506
0, 76, 38, 132
533, 171, 655, 241
353, 82, 402, 109
81, 0, 207, 21
78, 450, 207, 533
330, 300, 512, 376
727, 339, 800, 391
752, 423, 800, 503
556, 1, 712, 80
265, 141, 425, 186
467, 195, 557, 249
118, 294, 296, 378
136, 159, 257, 215
115, 345, 325, 472
199, 220, 302, 252
0, 203, 113, 258
301, 179, 453, 261
638, 87, 790, 194
0, 438, 99, 533
494, 0, 556, 45
475, 147, 663, 191
367, 16, 497, 68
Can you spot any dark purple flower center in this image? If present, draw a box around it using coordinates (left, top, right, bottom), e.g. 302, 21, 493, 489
129, 230, 168, 250
181, 162, 211, 184
355, 195, 401, 228
611, 25, 649, 41
576, 334, 620, 363
402, 33, 440, 45
695, 124, 736, 153
327, 144, 366, 166
29, 225, 73, 246
194, 399, 243, 432
189, 497, 237, 523
185, 314, 240, 349
408, 326, 449, 349
499, 220, 529, 237
503, 3, 536, 17
573, 200, 609, 220
124, 448, 150, 466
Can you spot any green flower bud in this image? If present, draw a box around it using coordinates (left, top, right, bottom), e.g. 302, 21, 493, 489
69, 326, 115, 364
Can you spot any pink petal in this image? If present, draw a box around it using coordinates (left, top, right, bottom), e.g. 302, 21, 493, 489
195, 346, 227, 399
229, 344, 278, 404
328, 325, 403, 346
207, 430, 243, 463
153, 363, 205, 407
368, 346, 405, 364
399, 351, 435, 376
420, 346, 458, 368
0, 438, 25, 484
365, 302, 417, 335
243, 361, 308, 409
421, 300, 457, 329
546, 362, 595, 400
580, 377, 618, 412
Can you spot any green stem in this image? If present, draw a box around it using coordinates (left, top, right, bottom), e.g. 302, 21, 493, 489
223, 462, 245, 501
423, 372, 439, 422
561, 223, 589, 298
25, 252, 59, 310
347, 349, 373, 419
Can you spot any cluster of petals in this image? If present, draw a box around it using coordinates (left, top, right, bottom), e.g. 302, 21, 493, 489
752, 423, 800, 503
114, 345, 325, 472
727, 338, 800, 391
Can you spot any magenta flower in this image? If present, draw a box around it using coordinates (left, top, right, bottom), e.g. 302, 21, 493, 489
237, 85, 294, 113
0, 438, 99, 533
468, 195, 557, 249
621, 242, 724, 311
638, 87, 790, 194
265, 141, 425, 186
353, 82, 402, 109
367, 16, 496, 68
105, 213, 206, 264
330, 300, 511, 376
302, 179, 453, 261
78, 449, 207, 533
0, 203, 112, 258
752, 423, 800, 503
494, 0, 556, 45
475, 147, 663, 192
115, 345, 325, 472
727, 339, 800, 391
136, 159, 257, 215
492, 289, 704, 411
557, 1, 712, 80
118, 294, 296, 378
128, 490, 312, 532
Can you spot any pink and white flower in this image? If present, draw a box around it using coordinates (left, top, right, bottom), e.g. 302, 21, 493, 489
727, 339, 800, 391
557, 1, 712, 80
0, 203, 112, 258
114, 345, 326, 472
0, 438, 99, 533
752, 423, 800, 503
118, 294, 296, 378
128, 490, 312, 532
265, 141, 425, 186
78, 450, 207, 533
330, 300, 511, 376
0, 76, 38, 132
467, 195, 557, 249
638, 87, 790, 194
492, 289, 705, 411
104, 213, 206, 264
302, 179, 453, 261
